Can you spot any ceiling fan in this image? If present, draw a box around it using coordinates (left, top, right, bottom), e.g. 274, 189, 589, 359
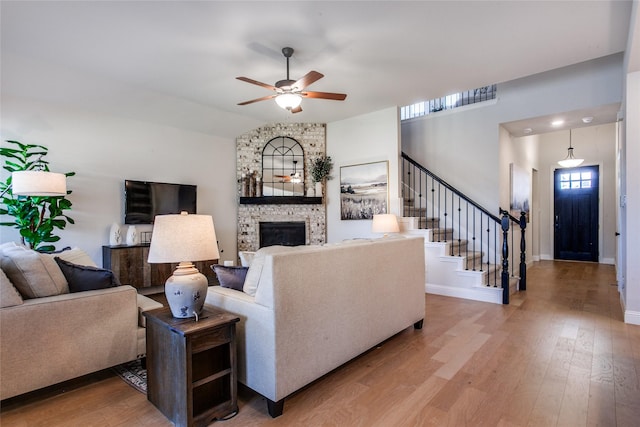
237, 47, 347, 113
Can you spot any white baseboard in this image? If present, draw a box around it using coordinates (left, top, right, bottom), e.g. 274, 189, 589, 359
425, 283, 502, 305
624, 310, 640, 325
538, 254, 615, 265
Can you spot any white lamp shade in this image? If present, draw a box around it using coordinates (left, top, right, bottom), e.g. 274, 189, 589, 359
557, 147, 584, 168
147, 212, 220, 263
12, 171, 67, 196
372, 214, 400, 234
275, 93, 302, 110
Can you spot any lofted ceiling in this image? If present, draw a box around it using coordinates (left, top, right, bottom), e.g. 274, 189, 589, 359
0, 1, 634, 138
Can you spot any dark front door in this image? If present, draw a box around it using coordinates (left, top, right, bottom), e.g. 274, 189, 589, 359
554, 165, 599, 262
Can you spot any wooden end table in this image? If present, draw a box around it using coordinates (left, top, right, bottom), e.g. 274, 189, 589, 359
144, 306, 240, 427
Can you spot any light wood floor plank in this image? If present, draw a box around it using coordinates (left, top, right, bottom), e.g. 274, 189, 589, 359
2, 260, 639, 426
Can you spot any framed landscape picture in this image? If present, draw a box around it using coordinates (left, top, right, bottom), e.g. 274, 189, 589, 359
340, 160, 389, 220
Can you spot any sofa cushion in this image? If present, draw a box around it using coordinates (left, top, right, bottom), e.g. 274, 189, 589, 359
0, 268, 23, 307
0, 245, 69, 298
238, 251, 256, 267
46, 247, 97, 267
136, 294, 163, 327
54, 257, 121, 293
211, 265, 248, 291
243, 245, 299, 297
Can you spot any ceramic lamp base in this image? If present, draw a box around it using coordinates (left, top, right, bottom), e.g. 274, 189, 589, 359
164, 262, 208, 319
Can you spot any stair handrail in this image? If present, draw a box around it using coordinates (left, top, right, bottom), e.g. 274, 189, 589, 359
402, 152, 502, 224
402, 152, 527, 304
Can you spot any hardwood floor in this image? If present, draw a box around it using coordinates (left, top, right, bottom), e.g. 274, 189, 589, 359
2, 260, 639, 426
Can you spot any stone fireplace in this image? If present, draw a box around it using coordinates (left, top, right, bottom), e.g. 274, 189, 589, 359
236, 123, 327, 253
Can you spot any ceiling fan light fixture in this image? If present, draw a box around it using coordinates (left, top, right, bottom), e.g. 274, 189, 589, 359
275, 93, 302, 110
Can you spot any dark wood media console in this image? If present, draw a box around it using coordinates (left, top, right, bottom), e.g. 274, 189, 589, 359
102, 244, 218, 290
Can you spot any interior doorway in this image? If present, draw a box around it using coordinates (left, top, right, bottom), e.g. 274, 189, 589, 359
553, 165, 599, 262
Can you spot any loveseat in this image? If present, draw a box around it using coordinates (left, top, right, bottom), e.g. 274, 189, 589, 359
0, 243, 162, 400
205, 236, 426, 417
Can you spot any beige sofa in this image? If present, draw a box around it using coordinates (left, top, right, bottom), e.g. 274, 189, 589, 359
0, 244, 162, 400
205, 236, 426, 417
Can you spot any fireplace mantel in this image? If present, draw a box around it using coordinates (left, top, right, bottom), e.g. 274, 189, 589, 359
239, 196, 322, 205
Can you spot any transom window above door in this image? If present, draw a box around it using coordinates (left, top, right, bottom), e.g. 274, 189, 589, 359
559, 169, 595, 190
262, 137, 304, 196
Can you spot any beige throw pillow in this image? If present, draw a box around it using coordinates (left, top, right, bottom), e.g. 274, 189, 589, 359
0, 268, 24, 307
0, 245, 69, 298
45, 247, 97, 267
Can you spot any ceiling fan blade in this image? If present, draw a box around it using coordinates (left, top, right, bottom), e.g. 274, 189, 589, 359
237, 94, 277, 106
292, 71, 324, 91
236, 76, 278, 91
302, 91, 347, 101
291, 105, 303, 114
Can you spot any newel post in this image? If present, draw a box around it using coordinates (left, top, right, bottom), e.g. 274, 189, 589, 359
519, 211, 527, 291
500, 210, 510, 305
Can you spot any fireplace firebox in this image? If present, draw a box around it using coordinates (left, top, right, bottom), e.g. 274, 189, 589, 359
259, 222, 306, 248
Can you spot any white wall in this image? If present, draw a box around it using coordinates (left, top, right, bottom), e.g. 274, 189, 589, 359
326, 107, 400, 242
498, 125, 539, 265
536, 124, 617, 263
0, 95, 238, 266
623, 70, 640, 323
511, 124, 617, 264
402, 54, 624, 214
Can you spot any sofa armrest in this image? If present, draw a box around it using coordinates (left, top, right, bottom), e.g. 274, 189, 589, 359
136, 294, 163, 327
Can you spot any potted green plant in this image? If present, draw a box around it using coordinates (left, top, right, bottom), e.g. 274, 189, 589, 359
0, 140, 75, 252
310, 155, 333, 198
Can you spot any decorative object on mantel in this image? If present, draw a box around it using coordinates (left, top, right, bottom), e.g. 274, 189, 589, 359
0, 140, 75, 252
109, 223, 122, 245
126, 225, 139, 245
241, 170, 261, 197
147, 212, 220, 319
372, 214, 400, 237
311, 155, 333, 198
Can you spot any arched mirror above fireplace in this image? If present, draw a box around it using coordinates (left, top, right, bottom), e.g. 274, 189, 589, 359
262, 136, 305, 196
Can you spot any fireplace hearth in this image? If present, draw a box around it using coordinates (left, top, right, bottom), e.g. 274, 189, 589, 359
260, 221, 306, 248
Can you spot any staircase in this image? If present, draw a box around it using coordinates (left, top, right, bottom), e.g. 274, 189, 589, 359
400, 153, 525, 305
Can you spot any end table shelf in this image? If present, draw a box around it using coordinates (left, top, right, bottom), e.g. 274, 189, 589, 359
144, 307, 240, 427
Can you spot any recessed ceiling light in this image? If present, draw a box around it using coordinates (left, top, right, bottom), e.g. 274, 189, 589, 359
523, 128, 533, 134
582, 116, 593, 124
551, 120, 564, 127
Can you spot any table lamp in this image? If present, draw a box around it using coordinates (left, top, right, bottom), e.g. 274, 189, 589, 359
147, 212, 220, 319
371, 214, 400, 237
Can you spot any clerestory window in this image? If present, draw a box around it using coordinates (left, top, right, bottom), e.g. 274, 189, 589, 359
400, 84, 497, 120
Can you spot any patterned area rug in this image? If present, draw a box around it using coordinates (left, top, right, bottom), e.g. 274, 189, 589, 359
112, 359, 147, 394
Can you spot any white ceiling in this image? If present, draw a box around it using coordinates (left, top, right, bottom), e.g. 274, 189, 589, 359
0, 1, 634, 138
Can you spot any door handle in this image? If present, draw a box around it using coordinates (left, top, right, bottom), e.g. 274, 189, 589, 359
555, 215, 559, 229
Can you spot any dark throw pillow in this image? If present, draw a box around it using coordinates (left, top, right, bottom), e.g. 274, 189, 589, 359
54, 257, 121, 293
211, 265, 248, 291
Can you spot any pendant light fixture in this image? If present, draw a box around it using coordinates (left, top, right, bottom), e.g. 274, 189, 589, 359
558, 129, 584, 168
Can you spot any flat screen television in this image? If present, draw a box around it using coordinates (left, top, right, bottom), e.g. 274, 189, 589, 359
124, 180, 197, 224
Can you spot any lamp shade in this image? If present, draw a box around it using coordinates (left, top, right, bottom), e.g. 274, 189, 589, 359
372, 214, 400, 234
557, 129, 584, 168
12, 171, 67, 196
148, 212, 220, 263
